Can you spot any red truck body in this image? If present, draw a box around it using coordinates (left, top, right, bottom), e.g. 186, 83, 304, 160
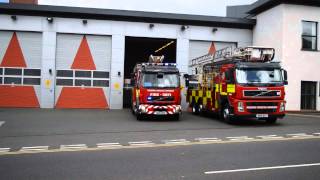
131, 61, 181, 120
186, 47, 287, 123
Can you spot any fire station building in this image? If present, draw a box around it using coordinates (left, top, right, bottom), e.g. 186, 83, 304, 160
0, 0, 319, 111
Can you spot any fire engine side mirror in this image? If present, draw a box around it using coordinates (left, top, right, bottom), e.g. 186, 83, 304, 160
283, 69, 288, 85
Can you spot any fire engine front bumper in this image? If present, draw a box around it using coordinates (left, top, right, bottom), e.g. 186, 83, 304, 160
138, 104, 182, 115
230, 113, 286, 120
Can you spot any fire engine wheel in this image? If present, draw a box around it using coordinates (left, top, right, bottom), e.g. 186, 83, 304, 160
173, 114, 180, 121
265, 117, 277, 124
222, 105, 233, 124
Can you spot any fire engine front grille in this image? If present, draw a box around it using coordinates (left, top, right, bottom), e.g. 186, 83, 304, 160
247, 109, 277, 113
246, 102, 278, 106
244, 90, 280, 97
149, 96, 174, 102
246, 102, 278, 113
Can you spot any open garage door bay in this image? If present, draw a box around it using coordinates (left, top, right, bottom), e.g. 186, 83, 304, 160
55, 34, 111, 109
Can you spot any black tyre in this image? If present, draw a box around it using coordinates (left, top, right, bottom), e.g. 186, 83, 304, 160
222, 104, 234, 124
173, 114, 180, 121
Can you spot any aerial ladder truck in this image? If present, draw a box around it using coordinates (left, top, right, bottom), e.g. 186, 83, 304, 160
185, 46, 288, 124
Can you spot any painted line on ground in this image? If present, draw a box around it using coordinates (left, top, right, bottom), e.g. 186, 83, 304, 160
128, 141, 155, 146
0, 133, 320, 156
20, 146, 49, 152
0, 121, 5, 127
287, 113, 320, 118
286, 133, 315, 138
60, 144, 87, 150
226, 136, 255, 141
204, 162, 320, 174
163, 139, 190, 144
0, 148, 10, 153
256, 135, 284, 139
195, 138, 222, 142
96, 143, 122, 148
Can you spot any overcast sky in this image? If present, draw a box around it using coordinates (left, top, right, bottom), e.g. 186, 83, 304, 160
37, 0, 257, 16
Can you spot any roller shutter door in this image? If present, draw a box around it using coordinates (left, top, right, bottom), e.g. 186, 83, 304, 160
189, 40, 237, 62
0, 31, 42, 108
55, 34, 111, 109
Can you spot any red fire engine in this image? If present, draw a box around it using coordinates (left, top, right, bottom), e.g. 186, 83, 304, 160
131, 55, 181, 120
185, 46, 288, 124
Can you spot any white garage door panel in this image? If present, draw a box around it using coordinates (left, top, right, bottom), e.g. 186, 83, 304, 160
55, 34, 111, 109
189, 40, 237, 61
0, 31, 42, 108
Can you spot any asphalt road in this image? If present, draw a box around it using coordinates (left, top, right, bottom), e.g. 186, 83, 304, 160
0, 109, 320, 179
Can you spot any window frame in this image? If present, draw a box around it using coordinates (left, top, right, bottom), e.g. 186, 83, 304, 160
301, 20, 318, 51
56, 69, 110, 88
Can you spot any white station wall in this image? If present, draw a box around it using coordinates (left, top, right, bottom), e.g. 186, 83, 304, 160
253, 4, 320, 111
0, 14, 253, 109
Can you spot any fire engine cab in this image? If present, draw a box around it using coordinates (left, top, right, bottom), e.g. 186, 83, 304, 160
131, 55, 181, 120
185, 46, 288, 124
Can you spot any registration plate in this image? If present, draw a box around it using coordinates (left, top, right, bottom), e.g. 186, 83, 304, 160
154, 111, 167, 115
256, 114, 268, 118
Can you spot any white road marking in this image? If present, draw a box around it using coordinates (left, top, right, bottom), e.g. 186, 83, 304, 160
60, 144, 87, 150
0, 121, 5, 127
195, 138, 222, 142
287, 113, 320, 118
226, 136, 254, 141
97, 143, 122, 148
256, 135, 284, 139
163, 139, 190, 144
129, 141, 155, 146
0, 148, 10, 153
205, 163, 320, 174
20, 146, 49, 151
287, 133, 314, 138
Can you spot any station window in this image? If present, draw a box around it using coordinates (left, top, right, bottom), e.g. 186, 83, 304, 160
302, 21, 318, 51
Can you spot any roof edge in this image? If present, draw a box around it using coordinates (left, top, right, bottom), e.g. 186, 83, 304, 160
0, 3, 256, 29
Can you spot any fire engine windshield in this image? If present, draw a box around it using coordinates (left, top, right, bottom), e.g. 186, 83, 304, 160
142, 73, 179, 88
236, 69, 283, 84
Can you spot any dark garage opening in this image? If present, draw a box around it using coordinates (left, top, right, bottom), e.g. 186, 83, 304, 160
123, 37, 177, 108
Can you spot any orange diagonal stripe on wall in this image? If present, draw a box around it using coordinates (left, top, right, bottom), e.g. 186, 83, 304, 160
56, 87, 108, 109
71, 36, 96, 70
0, 86, 40, 108
1, 32, 27, 67
208, 42, 216, 55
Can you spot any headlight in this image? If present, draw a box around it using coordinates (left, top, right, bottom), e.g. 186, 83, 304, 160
280, 102, 285, 112
140, 105, 146, 112
238, 102, 244, 112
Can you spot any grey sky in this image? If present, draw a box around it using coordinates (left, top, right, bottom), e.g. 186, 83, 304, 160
39, 0, 257, 16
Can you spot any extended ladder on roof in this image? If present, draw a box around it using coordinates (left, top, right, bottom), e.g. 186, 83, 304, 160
190, 46, 275, 69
